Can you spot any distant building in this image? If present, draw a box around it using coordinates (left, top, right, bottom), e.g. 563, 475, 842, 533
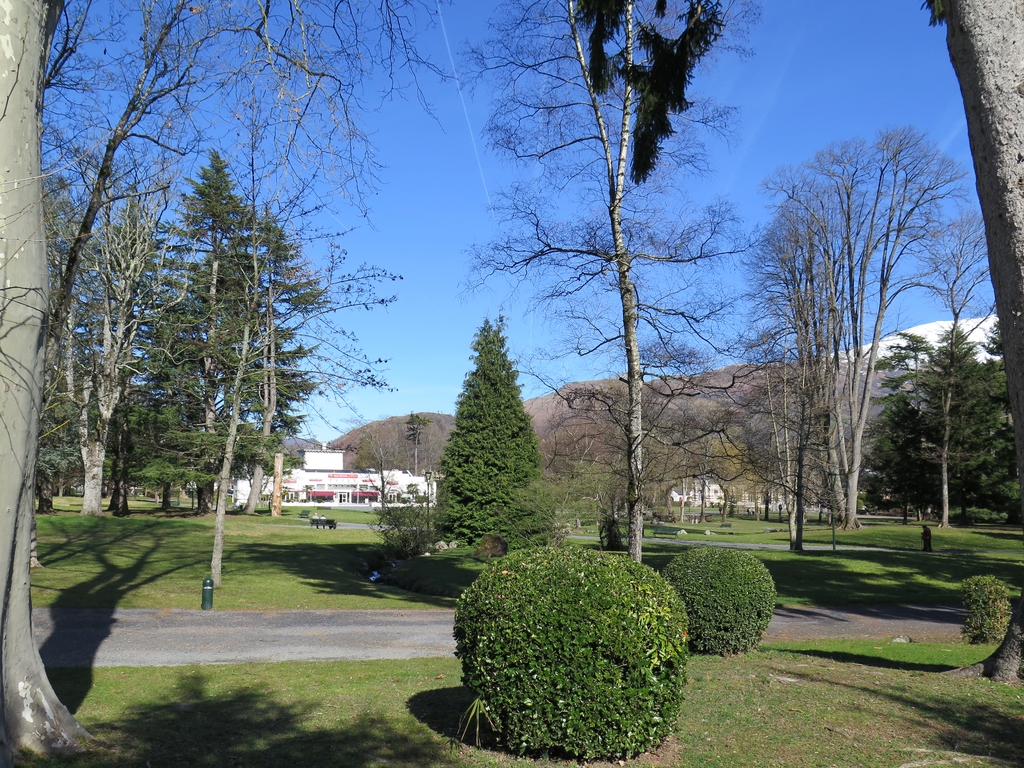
234, 448, 433, 507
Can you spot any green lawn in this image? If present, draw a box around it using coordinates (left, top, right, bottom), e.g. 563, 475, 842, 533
387, 539, 1022, 607
19, 643, 1024, 767
25, 509, 1024, 766
33, 513, 453, 611
642, 515, 1024, 552
35, 511, 1023, 610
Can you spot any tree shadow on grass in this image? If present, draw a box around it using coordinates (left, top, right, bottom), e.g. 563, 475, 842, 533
816, 673, 1024, 764
36, 521, 207, 713
32, 669, 462, 768
236, 542, 455, 607
766, 647, 958, 673
643, 545, 1022, 605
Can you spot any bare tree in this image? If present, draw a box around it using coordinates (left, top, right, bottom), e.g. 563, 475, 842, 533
762, 128, 963, 529
746, 206, 844, 547
0, 0, 436, 760
62, 195, 181, 516
469, 0, 751, 562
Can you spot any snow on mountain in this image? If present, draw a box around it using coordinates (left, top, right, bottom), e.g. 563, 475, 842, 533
875, 316, 998, 362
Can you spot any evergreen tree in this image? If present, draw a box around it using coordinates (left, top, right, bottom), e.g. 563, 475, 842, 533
865, 334, 936, 523
867, 326, 1019, 524
440, 319, 541, 544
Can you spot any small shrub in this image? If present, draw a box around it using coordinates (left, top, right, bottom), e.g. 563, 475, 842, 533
662, 546, 776, 655
598, 508, 626, 551
375, 502, 440, 559
454, 547, 688, 760
960, 575, 1011, 644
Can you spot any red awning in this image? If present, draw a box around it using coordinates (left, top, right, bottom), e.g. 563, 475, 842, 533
308, 491, 335, 498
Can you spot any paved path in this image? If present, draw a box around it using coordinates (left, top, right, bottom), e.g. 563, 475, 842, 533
33, 603, 966, 668
34, 608, 457, 668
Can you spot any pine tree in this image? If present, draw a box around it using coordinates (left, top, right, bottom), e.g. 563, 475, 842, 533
440, 319, 541, 544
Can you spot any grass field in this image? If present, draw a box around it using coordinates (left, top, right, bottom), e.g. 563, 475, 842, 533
387, 539, 1023, 607
27, 506, 1024, 766
33, 511, 453, 611
642, 515, 1024, 552
17, 643, 1024, 767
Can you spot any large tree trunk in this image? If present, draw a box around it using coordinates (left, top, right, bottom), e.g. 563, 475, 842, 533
0, 1, 90, 762
243, 465, 266, 515
78, 440, 106, 516
36, 478, 54, 516
940, 0, 1024, 682
197, 481, 214, 516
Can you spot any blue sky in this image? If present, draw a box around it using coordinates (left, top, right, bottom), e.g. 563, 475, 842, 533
298, 0, 980, 440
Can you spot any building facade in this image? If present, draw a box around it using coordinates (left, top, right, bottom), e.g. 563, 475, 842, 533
234, 449, 434, 507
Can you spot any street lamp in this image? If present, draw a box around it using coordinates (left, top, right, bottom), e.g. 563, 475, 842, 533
424, 470, 433, 515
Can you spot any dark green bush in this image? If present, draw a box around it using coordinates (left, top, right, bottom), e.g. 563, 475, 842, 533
453, 547, 688, 760
960, 575, 1011, 644
662, 546, 776, 655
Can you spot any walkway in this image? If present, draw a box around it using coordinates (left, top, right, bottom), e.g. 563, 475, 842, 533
33, 604, 966, 668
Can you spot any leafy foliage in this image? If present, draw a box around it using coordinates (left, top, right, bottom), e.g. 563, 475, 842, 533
866, 327, 1018, 522
662, 546, 776, 655
453, 547, 688, 760
960, 575, 1012, 645
375, 495, 441, 560
439, 319, 541, 543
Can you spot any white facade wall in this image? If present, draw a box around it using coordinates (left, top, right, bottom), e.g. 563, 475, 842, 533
234, 449, 434, 507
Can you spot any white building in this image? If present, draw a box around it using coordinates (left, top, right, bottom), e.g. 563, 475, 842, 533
235, 449, 434, 507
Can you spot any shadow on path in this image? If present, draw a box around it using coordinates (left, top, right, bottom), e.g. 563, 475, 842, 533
37, 520, 202, 711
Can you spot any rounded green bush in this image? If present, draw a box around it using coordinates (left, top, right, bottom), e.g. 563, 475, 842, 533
662, 546, 776, 655
960, 575, 1011, 644
453, 547, 688, 760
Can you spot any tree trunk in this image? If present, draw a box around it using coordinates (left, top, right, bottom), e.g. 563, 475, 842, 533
271, 452, 284, 517
36, 478, 54, 516
940, 0, 1024, 681
243, 465, 265, 515
79, 441, 106, 516
211, 323, 251, 587
791, 437, 806, 551
0, 2, 90, 762
197, 481, 213, 516
161, 482, 172, 511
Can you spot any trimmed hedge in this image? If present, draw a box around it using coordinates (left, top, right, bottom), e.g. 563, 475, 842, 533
453, 547, 688, 760
960, 575, 1011, 644
662, 546, 776, 655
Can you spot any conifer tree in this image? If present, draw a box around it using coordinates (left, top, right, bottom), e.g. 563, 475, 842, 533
440, 319, 541, 543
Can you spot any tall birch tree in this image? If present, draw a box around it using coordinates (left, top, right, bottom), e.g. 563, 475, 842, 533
470, 0, 750, 562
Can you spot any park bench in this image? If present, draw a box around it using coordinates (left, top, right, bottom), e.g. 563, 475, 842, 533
310, 517, 337, 530
720, 523, 732, 528
649, 525, 684, 538
298, 510, 310, 519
